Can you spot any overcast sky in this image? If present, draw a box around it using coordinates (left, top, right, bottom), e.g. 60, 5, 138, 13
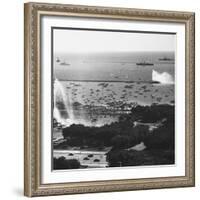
53, 29, 175, 54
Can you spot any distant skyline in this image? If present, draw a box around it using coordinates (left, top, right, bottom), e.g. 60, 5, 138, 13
53, 28, 175, 54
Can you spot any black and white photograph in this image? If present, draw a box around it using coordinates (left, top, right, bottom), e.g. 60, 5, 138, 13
23, 2, 195, 196
23, 2, 196, 196
52, 28, 175, 170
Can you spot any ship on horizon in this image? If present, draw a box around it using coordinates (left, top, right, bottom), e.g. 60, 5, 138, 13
60, 61, 70, 66
136, 61, 154, 66
158, 57, 174, 61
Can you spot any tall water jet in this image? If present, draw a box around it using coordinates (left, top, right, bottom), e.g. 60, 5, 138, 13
152, 70, 174, 84
54, 78, 74, 126
53, 106, 66, 125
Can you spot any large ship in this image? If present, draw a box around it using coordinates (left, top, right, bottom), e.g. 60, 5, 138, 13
158, 57, 174, 61
136, 61, 154, 66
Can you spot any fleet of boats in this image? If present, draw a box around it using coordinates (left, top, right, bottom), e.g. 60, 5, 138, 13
55, 56, 174, 68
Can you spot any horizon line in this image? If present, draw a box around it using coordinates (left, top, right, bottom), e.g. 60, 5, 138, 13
54, 50, 175, 55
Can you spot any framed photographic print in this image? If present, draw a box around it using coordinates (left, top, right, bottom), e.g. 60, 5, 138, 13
24, 2, 195, 197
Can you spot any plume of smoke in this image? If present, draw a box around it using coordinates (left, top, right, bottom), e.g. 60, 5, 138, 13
152, 70, 174, 84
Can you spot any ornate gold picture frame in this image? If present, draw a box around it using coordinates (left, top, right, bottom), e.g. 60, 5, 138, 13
24, 2, 195, 197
